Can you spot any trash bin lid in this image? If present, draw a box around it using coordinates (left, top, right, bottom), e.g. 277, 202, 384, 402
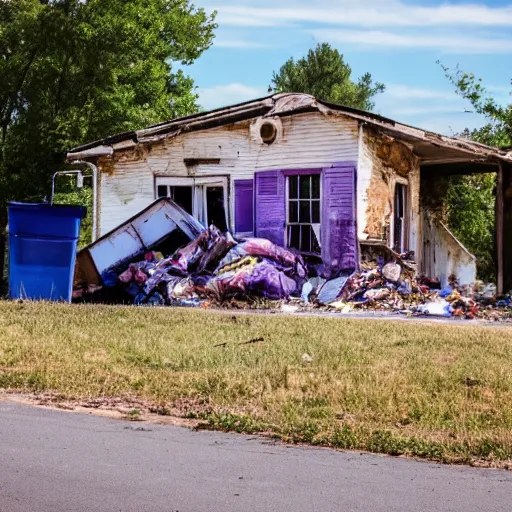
8, 202, 87, 219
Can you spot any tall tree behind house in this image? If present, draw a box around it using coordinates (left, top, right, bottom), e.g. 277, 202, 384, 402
270, 43, 385, 111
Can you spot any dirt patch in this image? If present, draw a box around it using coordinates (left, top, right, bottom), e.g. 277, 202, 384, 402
0, 392, 208, 429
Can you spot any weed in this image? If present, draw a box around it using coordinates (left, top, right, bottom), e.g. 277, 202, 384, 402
128, 408, 141, 421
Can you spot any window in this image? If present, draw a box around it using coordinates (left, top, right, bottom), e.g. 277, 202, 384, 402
157, 185, 193, 215
392, 182, 408, 253
155, 177, 228, 231
287, 174, 321, 254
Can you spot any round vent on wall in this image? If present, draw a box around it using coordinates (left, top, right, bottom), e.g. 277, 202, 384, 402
260, 121, 278, 145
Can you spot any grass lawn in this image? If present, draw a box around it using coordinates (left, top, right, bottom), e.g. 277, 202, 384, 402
1, 301, 512, 465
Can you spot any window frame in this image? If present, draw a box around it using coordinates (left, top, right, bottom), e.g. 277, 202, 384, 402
391, 178, 409, 254
154, 176, 229, 229
285, 171, 322, 256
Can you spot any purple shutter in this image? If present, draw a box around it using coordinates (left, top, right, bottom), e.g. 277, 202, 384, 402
234, 179, 254, 233
321, 165, 357, 276
255, 170, 285, 246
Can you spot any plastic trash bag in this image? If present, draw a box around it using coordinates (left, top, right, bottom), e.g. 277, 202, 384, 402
416, 300, 451, 317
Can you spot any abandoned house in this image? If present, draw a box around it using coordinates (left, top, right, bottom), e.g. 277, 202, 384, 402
66, 93, 512, 292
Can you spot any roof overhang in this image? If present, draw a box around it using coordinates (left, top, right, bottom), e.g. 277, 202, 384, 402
66, 93, 512, 168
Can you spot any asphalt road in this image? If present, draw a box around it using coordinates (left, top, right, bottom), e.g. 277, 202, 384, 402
1, 401, 511, 512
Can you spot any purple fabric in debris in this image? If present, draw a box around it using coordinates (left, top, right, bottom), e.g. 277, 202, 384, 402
207, 259, 297, 300
217, 238, 305, 277
244, 260, 297, 298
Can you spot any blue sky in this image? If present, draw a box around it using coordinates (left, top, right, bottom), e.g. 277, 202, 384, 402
186, 0, 512, 135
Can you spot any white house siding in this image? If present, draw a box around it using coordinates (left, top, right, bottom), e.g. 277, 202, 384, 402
357, 129, 421, 261
97, 112, 359, 235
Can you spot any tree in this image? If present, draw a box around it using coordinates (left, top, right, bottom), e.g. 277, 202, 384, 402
0, 0, 216, 225
445, 172, 496, 283
441, 63, 512, 149
270, 43, 385, 111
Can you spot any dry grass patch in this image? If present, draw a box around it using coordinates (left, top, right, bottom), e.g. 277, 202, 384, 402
1, 301, 512, 465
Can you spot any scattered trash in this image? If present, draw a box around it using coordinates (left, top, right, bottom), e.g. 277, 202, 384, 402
316, 276, 350, 305
301, 276, 326, 303
302, 353, 313, 363
382, 262, 401, 282
281, 304, 300, 313
214, 337, 265, 348
415, 300, 451, 317
72, 200, 512, 323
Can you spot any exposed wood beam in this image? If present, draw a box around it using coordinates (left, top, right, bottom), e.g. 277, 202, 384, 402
421, 161, 499, 177
497, 163, 504, 295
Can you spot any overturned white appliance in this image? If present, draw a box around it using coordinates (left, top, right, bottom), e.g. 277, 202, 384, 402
74, 198, 204, 286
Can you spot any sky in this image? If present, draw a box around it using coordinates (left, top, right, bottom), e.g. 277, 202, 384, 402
186, 0, 512, 135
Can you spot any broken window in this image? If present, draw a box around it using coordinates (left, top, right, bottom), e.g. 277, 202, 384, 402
205, 186, 227, 232
286, 174, 321, 254
155, 177, 228, 231
393, 182, 408, 253
157, 185, 193, 215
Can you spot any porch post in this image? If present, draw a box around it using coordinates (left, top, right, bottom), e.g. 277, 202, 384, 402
497, 162, 504, 295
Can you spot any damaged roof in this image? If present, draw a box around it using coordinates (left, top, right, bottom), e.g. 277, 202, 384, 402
67, 93, 512, 166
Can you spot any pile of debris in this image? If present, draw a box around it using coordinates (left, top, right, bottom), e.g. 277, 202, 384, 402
75, 226, 307, 307
73, 199, 511, 321
325, 258, 512, 321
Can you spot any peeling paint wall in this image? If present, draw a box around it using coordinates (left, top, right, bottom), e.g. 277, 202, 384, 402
357, 129, 421, 259
96, 112, 359, 235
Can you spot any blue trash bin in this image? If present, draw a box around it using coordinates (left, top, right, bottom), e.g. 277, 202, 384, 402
8, 202, 86, 302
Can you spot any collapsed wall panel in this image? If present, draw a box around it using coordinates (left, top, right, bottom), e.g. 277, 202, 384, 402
421, 212, 476, 287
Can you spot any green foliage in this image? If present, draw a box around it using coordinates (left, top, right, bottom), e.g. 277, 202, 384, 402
439, 65, 512, 283
270, 43, 385, 111
441, 63, 512, 148
445, 173, 496, 283
0, 0, 216, 224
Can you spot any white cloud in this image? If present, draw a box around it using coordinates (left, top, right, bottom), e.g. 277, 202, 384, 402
384, 84, 459, 101
218, 14, 284, 27
487, 84, 512, 95
214, 38, 269, 48
205, 1, 512, 55
197, 83, 268, 110
388, 106, 472, 117
211, 1, 512, 28
310, 29, 512, 54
